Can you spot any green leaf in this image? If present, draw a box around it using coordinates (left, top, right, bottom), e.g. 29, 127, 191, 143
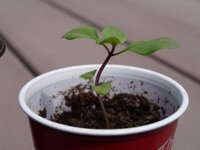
93, 81, 112, 96
63, 27, 99, 42
99, 26, 127, 46
80, 70, 97, 80
124, 37, 180, 56
99, 37, 121, 46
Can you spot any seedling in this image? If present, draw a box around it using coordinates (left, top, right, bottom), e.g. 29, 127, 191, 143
63, 26, 179, 128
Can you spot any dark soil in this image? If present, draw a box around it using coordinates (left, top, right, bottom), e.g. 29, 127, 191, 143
38, 108, 47, 118
42, 84, 166, 129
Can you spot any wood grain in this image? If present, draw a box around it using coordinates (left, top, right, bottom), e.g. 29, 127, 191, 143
0, 49, 34, 150
0, 0, 199, 149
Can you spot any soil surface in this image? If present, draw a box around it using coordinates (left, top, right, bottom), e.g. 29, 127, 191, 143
40, 84, 166, 129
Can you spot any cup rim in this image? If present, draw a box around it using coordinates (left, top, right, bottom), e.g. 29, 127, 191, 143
19, 64, 189, 136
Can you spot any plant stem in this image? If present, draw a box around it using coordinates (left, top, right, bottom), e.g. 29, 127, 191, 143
95, 45, 115, 129
95, 45, 115, 85
112, 49, 127, 56
97, 94, 110, 128
103, 44, 110, 54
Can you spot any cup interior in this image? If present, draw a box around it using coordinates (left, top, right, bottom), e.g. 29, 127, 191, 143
19, 65, 189, 136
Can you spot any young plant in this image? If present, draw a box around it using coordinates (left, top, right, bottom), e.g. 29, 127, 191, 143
63, 26, 180, 128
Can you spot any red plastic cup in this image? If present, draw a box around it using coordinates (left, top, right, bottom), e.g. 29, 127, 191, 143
19, 65, 189, 150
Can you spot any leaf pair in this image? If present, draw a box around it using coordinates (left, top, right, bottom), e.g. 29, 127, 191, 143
80, 69, 112, 96
63, 26, 180, 56
63, 26, 127, 46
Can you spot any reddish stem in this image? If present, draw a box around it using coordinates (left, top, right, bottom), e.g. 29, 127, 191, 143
95, 45, 115, 129
95, 45, 115, 85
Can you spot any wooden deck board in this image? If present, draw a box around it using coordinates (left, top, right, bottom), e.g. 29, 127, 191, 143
49, 0, 200, 81
124, 0, 200, 30
0, 49, 34, 150
0, 0, 199, 149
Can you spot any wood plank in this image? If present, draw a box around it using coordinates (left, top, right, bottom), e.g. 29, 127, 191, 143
0, 49, 34, 150
124, 0, 200, 30
0, 0, 199, 149
48, 0, 200, 81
